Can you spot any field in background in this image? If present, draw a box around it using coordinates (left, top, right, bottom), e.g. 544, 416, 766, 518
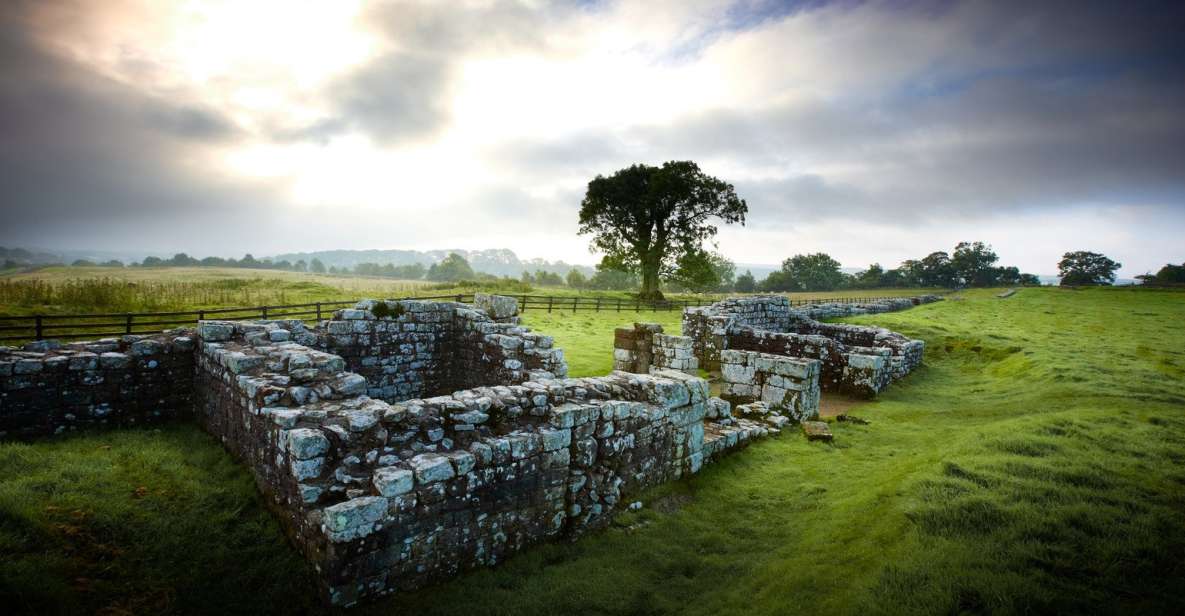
2, 287, 1183, 614
0, 266, 943, 319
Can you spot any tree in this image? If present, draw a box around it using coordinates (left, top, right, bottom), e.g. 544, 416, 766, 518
709, 252, 736, 292
735, 270, 757, 293
760, 269, 798, 292
426, 253, 475, 282
578, 161, 747, 300
566, 269, 587, 288
781, 253, 845, 291
668, 249, 721, 293
100, 259, 124, 267
520, 271, 535, 284
1019, 273, 1041, 286
1058, 251, 1121, 286
995, 266, 1021, 286
310, 258, 326, 274
854, 263, 885, 288
142, 256, 164, 267
918, 251, 957, 287
294, 259, 308, 273
71, 259, 95, 267
587, 266, 639, 291
952, 241, 999, 287
1138, 263, 1184, 285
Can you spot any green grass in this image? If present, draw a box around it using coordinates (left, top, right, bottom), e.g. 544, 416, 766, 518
2, 287, 1184, 614
522, 309, 686, 376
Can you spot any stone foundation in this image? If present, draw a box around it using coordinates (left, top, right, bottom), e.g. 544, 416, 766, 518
0, 295, 793, 606
683, 295, 937, 398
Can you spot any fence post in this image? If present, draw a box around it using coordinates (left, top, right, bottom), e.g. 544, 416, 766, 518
572, 297, 578, 313
261, 306, 268, 319
198, 310, 205, 322
595, 297, 601, 312
548, 296, 553, 313
521, 294, 527, 312
616, 298, 621, 312
35, 315, 43, 341
125, 314, 133, 335
315, 303, 321, 320
457, 294, 463, 303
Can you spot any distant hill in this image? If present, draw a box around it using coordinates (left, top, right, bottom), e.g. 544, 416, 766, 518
268, 248, 595, 278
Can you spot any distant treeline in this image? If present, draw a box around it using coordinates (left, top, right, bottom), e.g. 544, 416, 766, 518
1135, 263, 1185, 286
7, 244, 1176, 293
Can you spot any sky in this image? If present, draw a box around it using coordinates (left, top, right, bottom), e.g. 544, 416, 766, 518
1, 0, 1183, 277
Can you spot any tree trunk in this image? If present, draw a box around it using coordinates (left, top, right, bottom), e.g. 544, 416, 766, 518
639, 258, 664, 300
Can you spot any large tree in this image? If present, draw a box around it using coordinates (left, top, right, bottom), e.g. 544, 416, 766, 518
952, 241, 1000, 287
783, 253, 846, 291
578, 161, 747, 299
918, 251, 957, 287
1058, 251, 1121, 286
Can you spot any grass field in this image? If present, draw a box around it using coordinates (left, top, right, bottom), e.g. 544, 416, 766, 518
0, 266, 943, 318
3, 287, 1183, 614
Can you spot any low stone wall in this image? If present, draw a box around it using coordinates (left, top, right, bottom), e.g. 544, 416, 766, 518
0, 332, 196, 439
719, 349, 820, 421
683, 295, 938, 397
612, 323, 697, 375
193, 314, 719, 605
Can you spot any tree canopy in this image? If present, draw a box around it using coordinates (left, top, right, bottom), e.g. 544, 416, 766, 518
761, 253, 845, 292
578, 161, 747, 299
1058, 251, 1121, 286
426, 253, 475, 282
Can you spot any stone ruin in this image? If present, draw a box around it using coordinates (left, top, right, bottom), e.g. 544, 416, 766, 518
682, 295, 940, 398
0, 292, 936, 606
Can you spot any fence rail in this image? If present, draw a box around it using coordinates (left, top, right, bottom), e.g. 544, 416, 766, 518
0, 294, 917, 343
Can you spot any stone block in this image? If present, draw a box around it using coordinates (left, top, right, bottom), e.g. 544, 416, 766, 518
322, 497, 386, 542
373, 467, 414, 496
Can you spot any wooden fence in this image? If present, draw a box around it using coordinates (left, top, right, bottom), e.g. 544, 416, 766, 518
0, 294, 916, 343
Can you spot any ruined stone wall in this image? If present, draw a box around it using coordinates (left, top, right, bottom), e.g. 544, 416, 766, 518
683, 295, 938, 398
0, 332, 196, 439
0, 293, 806, 607
192, 313, 716, 606
612, 323, 697, 376
719, 349, 820, 421
317, 298, 566, 404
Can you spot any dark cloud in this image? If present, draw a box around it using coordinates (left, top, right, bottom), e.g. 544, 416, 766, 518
0, 6, 284, 253
567, 1, 1185, 227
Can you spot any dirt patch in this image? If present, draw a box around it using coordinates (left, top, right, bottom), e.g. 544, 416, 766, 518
818, 392, 870, 418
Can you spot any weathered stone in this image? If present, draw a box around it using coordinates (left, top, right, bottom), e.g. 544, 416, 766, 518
287, 428, 330, 459
801, 421, 833, 442
372, 467, 414, 496
408, 454, 455, 484
322, 497, 386, 542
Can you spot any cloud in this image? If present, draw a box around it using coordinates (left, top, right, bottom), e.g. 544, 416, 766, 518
0, 0, 1183, 276
0, 4, 286, 252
